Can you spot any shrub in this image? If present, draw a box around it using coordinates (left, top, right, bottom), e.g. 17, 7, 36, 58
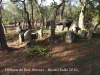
25, 45, 50, 58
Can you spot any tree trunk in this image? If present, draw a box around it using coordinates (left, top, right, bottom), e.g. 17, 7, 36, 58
2, 21, 7, 33
35, 0, 45, 27
60, 1, 65, 20
78, 2, 86, 30
22, 1, 32, 29
14, 14, 16, 26
30, 2, 34, 27
93, 22, 100, 31
0, 15, 8, 51
50, 1, 64, 42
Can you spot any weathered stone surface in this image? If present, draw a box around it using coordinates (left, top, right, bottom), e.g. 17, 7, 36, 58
55, 25, 63, 31
37, 28, 42, 39
19, 32, 24, 43
56, 19, 73, 30
25, 40, 36, 49
46, 20, 52, 29
69, 22, 77, 32
24, 29, 31, 41
16, 26, 22, 34
65, 30, 75, 43
86, 30, 94, 39
78, 30, 87, 38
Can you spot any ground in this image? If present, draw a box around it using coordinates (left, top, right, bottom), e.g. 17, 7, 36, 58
0, 24, 100, 75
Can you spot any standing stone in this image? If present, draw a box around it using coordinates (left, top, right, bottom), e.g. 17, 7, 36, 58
16, 26, 22, 34
37, 28, 42, 39
65, 30, 75, 43
86, 30, 94, 39
78, 30, 87, 38
16, 22, 22, 34
24, 29, 31, 41
19, 32, 24, 43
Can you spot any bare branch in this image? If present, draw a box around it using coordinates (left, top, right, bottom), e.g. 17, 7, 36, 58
78, 0, 84, 6
0, 0, 2, 4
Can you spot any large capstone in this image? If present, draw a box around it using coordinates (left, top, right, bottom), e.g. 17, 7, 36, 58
24, 29, 31, 41
65, 30, 75, 43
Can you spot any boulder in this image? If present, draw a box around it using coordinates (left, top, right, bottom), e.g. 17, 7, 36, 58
24, 29, 31, 41
37, 28, 42, 39
16, 26, 22, 34
78, 30, 87, 38
25, 40, 36, 49
65, 30, 75, 43
19, 32, 24, 43
86, 30, 94, 39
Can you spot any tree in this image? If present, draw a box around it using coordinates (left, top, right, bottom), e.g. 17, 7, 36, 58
11, 0, 32, 29
27, 0, 35, 27
50, 0, 64, 42
60, 0, 65, 20
0, 0, 8, 51
78, 0, 87, 29
35, 0, 46, 27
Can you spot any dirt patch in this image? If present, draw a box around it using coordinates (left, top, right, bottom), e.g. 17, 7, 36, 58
0, 25, 100, 75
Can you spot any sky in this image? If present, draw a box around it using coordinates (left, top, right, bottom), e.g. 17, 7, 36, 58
3, 0, 60, 5
43, 0, 60, 5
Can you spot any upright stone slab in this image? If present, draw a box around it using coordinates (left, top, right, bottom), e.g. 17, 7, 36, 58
56, 25, 63, 31
37, 28, 42, 39
16, 26, 22, 34
16, 21, 22, 33
86, 30, 94, 39
24, 29, 31, 41
78, 30, 87, 38
19, 32, 24, 43
65, 30, 75, 43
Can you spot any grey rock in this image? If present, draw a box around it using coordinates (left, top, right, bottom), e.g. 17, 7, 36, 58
19, 32, 24, 43
16, 26, 22, 34
86, 30, 94, 39
25, 40, 36, 49
37, 28, 42, 39
24, 29, 31, 41
66, 30, 75, 43
78, 30, 87, 38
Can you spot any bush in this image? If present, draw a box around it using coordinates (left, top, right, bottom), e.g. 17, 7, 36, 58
25, 45, 50, 58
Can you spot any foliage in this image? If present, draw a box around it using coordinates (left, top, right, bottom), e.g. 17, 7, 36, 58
36, 40, 44, 45
95, 40, 100, 51
84, 52, 97, 60
25, 45, 51, 58
83, 41, 92, 46
74, 56, 86, 65
83, 63, 100, 75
